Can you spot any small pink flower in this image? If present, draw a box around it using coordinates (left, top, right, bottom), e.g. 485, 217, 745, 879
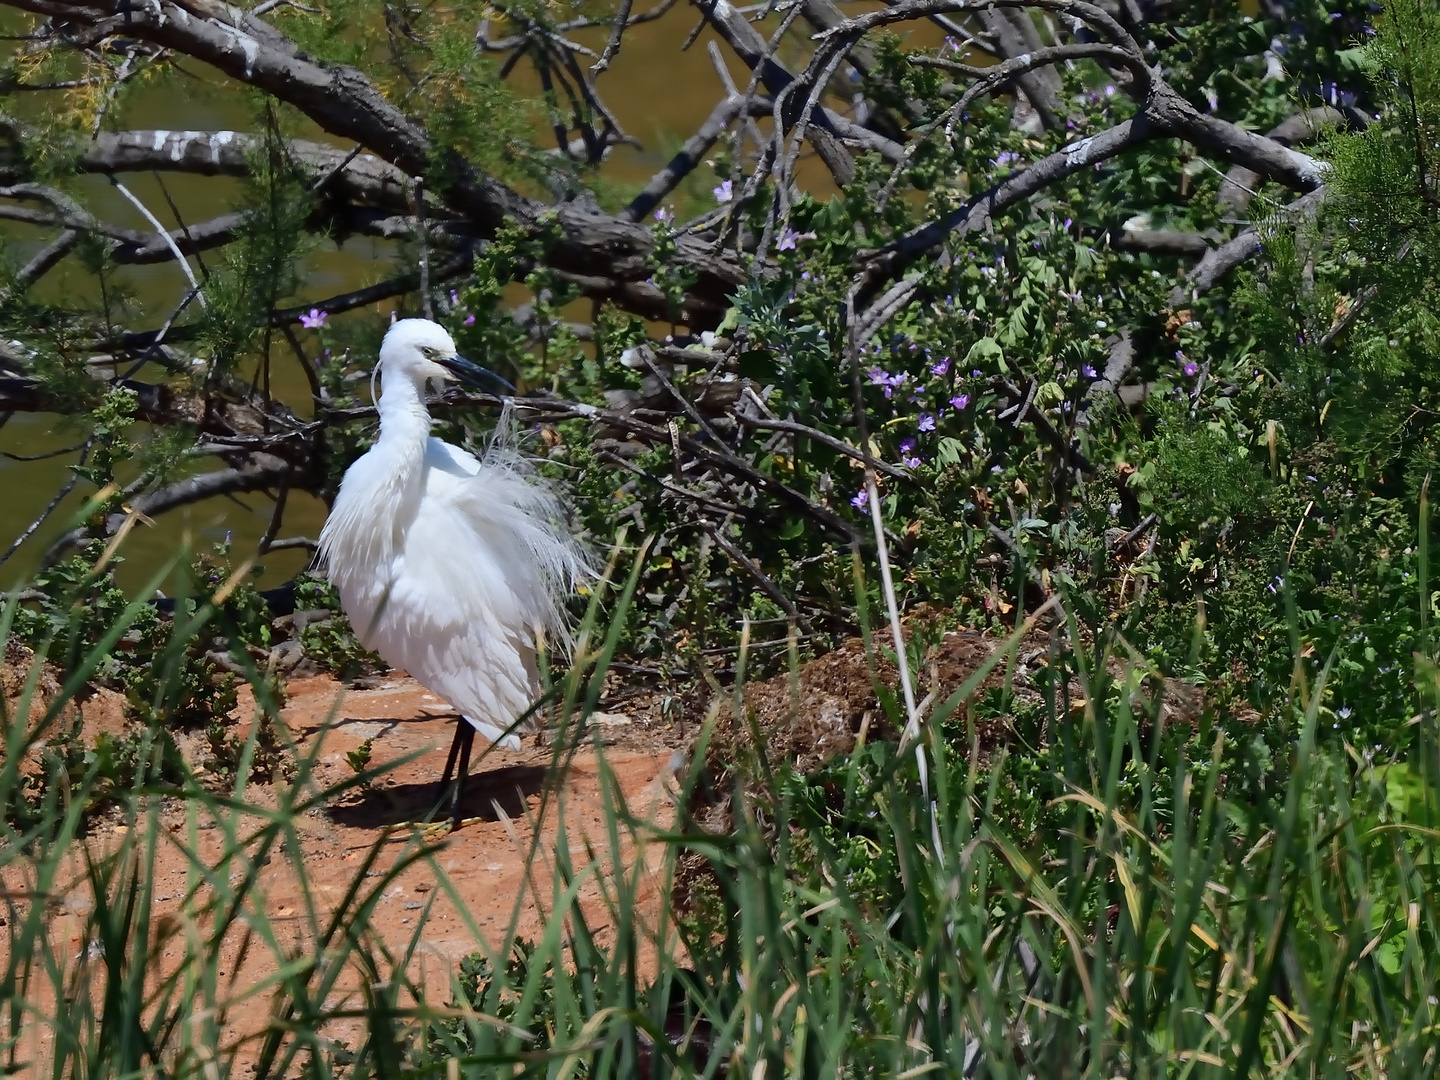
950, 394, 970, 410
850, 489, 868, 510
713, 179, 734, 203
300, 308, 327, 329
464, 314, 476, 326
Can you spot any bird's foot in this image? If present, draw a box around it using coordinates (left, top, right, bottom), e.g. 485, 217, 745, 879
413, 815, 485, 841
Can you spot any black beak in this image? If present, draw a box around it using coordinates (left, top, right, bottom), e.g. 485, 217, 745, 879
437, 353, 515, 394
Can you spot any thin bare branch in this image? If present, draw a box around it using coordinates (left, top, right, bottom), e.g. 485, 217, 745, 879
109, 177, 208, 307
590, 0, 633, 75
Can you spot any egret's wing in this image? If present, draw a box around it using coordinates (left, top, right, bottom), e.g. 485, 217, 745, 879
373, 441, 576, 742
321, 431, 587, 749
425, 436, 483, 479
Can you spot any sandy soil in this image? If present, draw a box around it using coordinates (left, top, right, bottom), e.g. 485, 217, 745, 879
3, 614, 1206, 1068
3, 668, 684, 1069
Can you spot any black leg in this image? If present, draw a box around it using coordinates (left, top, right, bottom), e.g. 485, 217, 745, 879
438, 720, 466, 792
448, 723, 475, 831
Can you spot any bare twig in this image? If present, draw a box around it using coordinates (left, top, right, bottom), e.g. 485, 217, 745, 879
258, 473, 291, 554
0, 440, 92, 567
703, 520, 811, 631
623, 94, 772, 221
590, 0, 633, 75
707, 40, 765, 161
108, 177, 207, 308
1114, 512, 1157, 549
734, 414, 913, 482
994, 376, 1091, 472
14, 229, 80, 289
1169, 187, 1327, 309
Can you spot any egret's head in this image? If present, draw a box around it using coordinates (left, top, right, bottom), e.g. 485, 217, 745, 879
379, 318, 462, 384
378, 318, 512, 392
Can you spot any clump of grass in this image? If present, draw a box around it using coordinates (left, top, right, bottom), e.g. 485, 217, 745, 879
3, 525, 1437, 1078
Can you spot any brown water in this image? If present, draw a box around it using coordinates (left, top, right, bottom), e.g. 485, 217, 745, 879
0, 2, 938, 590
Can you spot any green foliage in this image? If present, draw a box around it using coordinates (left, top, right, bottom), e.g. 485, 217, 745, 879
432, 940, 566, 1058
204, 705, 286, 784
293, 573, 388, 679
89, 724, 188, 799
345, 736, 373, 777
12, 543, 150, 676
9, 0, 1440, 1064
1, 485, 1439, 1077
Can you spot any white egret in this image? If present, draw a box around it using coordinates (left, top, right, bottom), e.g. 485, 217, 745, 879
318, 318, 590, 829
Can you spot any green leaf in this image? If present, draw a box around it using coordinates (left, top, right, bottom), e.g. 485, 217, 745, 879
737, 349, 776, 380
965, 337, 1005, 370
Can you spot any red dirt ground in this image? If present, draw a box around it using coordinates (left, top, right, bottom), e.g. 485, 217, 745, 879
4, 670, 683, 1069
3, 616, 1206, 1068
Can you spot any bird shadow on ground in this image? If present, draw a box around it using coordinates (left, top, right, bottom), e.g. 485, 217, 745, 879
328, 764, 550, 829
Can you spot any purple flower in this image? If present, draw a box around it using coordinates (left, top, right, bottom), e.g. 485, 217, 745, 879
850, 489, 869, 510
1104, 85, 1115, 97
899, 437, 916, 453
300, 308, 327, 329
464, 314, 476, 326
903, 455, 921, 468
777, 226, 803, 251
917, 413, 936, 432
450, 290, 459, 304
930, 357, 950, 377
1081, 364, 1097, 378
868, 366, 888, 385
713, 179, 734, 203
950, 394, 970, 410
993, 150, 1020, 167
654, 206, 674, 224
1183, 361, 1199, 377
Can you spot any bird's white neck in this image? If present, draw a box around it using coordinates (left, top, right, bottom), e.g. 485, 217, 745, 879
361, 370, 435, 548
375, 370, 434, 459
